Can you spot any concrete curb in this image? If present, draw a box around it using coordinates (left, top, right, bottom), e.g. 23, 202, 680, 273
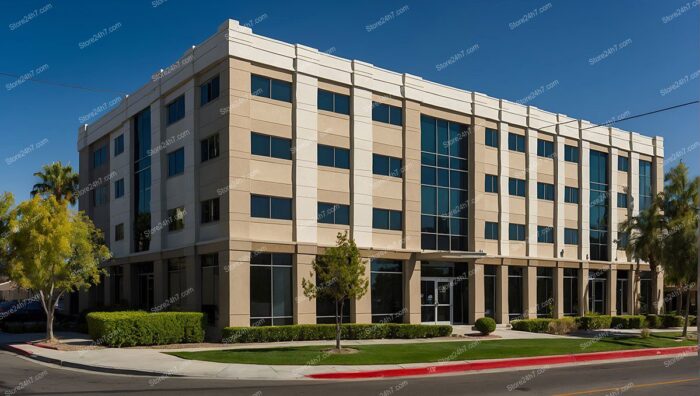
1, 344, 183, 378
306, 346, 699, 379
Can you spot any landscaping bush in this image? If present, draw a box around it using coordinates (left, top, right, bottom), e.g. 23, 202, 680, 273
576, 315, 612, 330
640, 328, 651, 338
547, 317, 578, 335
510, 319, 553, 333
644, 314, 661, 329
86, 311, 205, 347
690, 315, 697, 326
511, 318, 577, 334
474, 317, 496, 335
610, 315, 646, 329
659, 314, 684, 328
221, 323, 452, 343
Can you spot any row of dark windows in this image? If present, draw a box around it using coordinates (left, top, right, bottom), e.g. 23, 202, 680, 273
483, 222, 580, 245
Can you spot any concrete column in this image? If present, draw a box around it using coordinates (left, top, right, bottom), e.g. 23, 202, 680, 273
292, 53, 318, 244
630, 152, 640, 216
498, 122, 510, 256
496, 265, 509, 324
403, 98, 422, 251
608, 146, 619, 258
526, 129, 538, 257
607, 267, 617, 316
226, 249, 250, 326
524, 266, 537, 319
580, 139, 590, 261
579, 266, 589, 315
468, 262, 485, 324
350, 63, 374, 249
554, 137, 565, 257
352, 258, 372, 323
148, 100, 163, 251
153, 259, 166, 309
404, 257, 421, 324
294, 249, 316, 324
554, 266, 564, 318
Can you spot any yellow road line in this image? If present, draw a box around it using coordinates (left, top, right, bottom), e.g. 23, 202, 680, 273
552, 377, 699, 396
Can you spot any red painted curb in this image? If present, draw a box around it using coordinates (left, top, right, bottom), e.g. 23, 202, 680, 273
307, 346, 698, 379
27, 342, 59, 350
0, 344, 35, 357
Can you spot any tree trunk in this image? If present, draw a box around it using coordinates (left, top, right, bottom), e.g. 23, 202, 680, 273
682, 288, 690, 338
46, 306, 55, 342
650, 267, 660, 314
335, 299, 341, 350
678, 287, 684, 315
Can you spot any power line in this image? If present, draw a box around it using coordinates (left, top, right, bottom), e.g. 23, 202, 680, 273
539, 100, 699, 131
0, 71, 127, 95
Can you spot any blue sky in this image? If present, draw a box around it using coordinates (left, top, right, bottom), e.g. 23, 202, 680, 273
1, 0, 698, 202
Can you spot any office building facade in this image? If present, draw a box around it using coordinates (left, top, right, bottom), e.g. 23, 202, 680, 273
77, 20, 665, 331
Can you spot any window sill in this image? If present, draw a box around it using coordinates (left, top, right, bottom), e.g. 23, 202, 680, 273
250, 95, 293, 108
318, 109, 350, 120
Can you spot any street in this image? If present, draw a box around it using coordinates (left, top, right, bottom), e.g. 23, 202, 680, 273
0, 351, 697, 395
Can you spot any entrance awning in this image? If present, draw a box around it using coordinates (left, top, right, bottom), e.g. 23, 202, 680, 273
417, 251, 487, 262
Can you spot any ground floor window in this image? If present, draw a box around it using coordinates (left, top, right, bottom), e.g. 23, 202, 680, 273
563, 268, 579, 316
132, 262, 154, 310
484, 265, 497, 319
250, 253, 293, 326
640, 271, 652, 314
109, 266, 123, 304
588, 270, 607, 314
316, 296, 351, 324
371, 259, 404, 323
508, 266, 523, 321
536, 267, 553, 317
617, 270, 629, 314
201, 254, 219, 326
167, 258, 186, 310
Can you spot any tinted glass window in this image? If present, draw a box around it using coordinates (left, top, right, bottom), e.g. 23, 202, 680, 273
271, 79, 292, 102
167, 95, 185, 125
114, 135, 124, 156
317, 89, 334, 111
538, 226, 554, 243
564, 145, 579, 163
485, 174, 498, 193
389, 106, 403, 126
508, 133, 525, 152
251, 195, 270, 218
317, 144, 334, 167
167, 148, 185, 177
270, 197, 292, 219
334, 93, 350, 115
335, 147, 350, 169
373, 208, 389, 229
372, 102, 390, 123
270, 136, 292, 160
485, 128, 499, 148
484, 222, 498, 240
251, 133, 270, 156
251, 75, 270, 97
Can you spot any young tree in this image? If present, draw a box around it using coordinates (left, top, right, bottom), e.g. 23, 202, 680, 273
31, 161, 80, 205
619, 197, 664, 314
0, 192, 14, 276
302, 232, 368, 350
661, 163, 699, 338
6, 196, 111, 341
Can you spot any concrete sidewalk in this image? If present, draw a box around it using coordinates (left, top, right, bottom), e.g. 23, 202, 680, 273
0, 329, 693, 381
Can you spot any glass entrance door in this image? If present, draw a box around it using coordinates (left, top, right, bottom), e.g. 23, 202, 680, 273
589, 278, 605, 314
421, 278, 452, 324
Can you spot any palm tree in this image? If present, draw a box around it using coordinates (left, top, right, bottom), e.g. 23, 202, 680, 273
660, 163, 699, 338
31, 162, 79, 205
619, 195, 664, 315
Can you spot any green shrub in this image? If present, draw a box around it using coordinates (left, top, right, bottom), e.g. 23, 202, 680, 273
221, 323, 452, 343
640, 328, 651, 338
644, 314, 662, 329
547, 317, 578, 335
474, 317, 496, 335
610, 315, 646, 329
576, 315, 612, 330
511, 319, 553, 333
690, 315, 697, 326
659, 314, 684, 328
86, 311, 205, 347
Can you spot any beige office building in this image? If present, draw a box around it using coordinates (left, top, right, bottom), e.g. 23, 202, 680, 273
77, 20, 665, 332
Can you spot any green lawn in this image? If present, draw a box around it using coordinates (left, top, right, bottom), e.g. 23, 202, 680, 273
168, 332, 695, 366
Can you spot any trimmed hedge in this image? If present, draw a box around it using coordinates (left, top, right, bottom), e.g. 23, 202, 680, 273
221, 323, 452, 343
660, 314, 684, 328
610, 315, 645, 329
86, 311, 205, 347
576, 315, 613, 330
510, 318, 577, 334
474, 317, 496, 335
511, 318, 553, 333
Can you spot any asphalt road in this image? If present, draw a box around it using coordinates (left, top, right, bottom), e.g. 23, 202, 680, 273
0, 350, 698, 395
